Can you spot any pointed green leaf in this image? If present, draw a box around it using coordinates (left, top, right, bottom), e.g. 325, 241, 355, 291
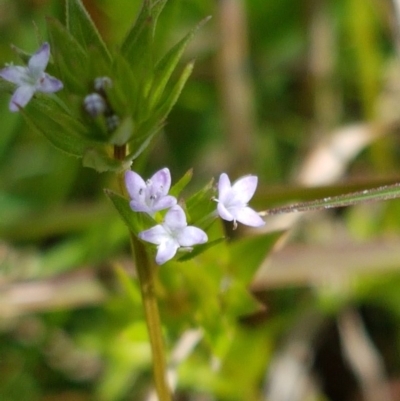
148, 16, 211, 109
21, 99, 95, 157
47, 16, 89, 93
169, 169, 193, 198
154, 61, 194, 120
124, 130, 158, 163
108, 53, 139, 116
66, 0, 110, 61
121, 0, 168, 62
104, 189, 155, 235
186, 178, 216, 223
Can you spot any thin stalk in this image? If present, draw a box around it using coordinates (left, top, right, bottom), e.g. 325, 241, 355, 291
114, 144, 172, 401
260, 182, 400, 216
130, 233, 172, 401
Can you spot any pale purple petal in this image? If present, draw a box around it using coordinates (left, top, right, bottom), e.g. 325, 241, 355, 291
217, 202, 234, 221
150, 168, 171, 196
10, 85, 35, 111
235, 206, 265, 227
164, 205, 187, 230
218, 173, 231, 203
177, 226, 208, 247
37, 74, 63, 93
0, 66, 28, 85
139, 225, 168, 245
152, 195, 177, 211
231, 175, 258, 204
129, 200, 150, 213
125, 170, 146, 201
155, 238, 179, 265
28, 42, 50, 77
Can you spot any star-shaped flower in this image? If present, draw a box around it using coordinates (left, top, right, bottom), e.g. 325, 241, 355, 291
0, 42, 63, 112
139, 205, 208, 265
215, 173, 265, 229
125, 168, 177, 216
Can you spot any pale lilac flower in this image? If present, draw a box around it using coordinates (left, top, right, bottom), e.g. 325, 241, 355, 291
215, 173, 265, 229
0, 42, 63, 112
139, 205, 208, 265
125, 168, 177, 216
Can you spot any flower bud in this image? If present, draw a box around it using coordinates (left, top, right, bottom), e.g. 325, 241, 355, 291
83, 93, 106, 117
94, 76, 112, 92
106, 114, 120, 132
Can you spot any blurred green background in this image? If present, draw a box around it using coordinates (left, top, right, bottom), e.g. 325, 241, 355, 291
2, 0, 400, 400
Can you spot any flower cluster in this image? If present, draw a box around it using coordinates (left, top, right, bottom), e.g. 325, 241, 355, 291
125, 168, 264, 265
0, 43, 63, 112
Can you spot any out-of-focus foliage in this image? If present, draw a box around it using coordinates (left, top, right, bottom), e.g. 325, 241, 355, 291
2, 1, 400, 401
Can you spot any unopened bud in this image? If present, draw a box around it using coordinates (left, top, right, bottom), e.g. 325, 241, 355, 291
94, 76, 113, 92
83, 93, 107, 117
106, 114, 120, 132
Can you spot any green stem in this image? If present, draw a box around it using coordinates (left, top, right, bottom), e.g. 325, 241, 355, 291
114, 144, 172, 401
130, 233, 172, 401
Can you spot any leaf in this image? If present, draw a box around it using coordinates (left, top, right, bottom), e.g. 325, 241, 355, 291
108, 53, 139, 116
148, 16, 211, 109
104, 189, 155, 235
21, 100, 95, 157
47, 16, 89, 93
65, 0, 110, 61
186, 178, 216, 223
124, 130, 158, 163
121, 0, 168, 63
169, 169, 193, 198
154, 61, 194, 121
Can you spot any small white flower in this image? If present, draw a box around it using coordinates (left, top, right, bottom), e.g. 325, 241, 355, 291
139, 205, 208, 265
215, 173, 265, 229
125, 168, 177, 216
0, 42, 63, 112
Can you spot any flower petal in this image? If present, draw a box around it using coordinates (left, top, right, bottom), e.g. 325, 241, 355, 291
37, 73, 63, 93
139, 225, 168, 245
28, 42, 50, 77
151, 168, 172, 196
217, 202, 234, 221
164, 205, 187, 230
155, 238, 179, 265
217, 173, 232, 203
152, 195, 177, 212
235, 206, 265, 227
125, 170, 146, 201
129, 200, 151, 213
0, 66, 28, 85
9, 85, 35, 111
231, 175, 258, 204
177, 226, 208, 247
